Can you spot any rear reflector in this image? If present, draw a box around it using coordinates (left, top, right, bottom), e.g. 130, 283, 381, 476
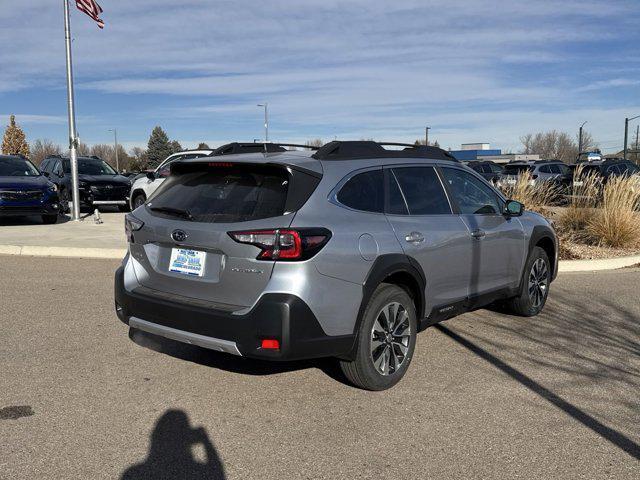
261, 339, 280, 350
228, 228, 331, 261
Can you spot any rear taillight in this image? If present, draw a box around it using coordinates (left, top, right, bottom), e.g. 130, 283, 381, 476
125, 215, 144, 243
228, 228, 331, 261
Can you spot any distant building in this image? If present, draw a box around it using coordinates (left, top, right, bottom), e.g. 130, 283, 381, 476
478, 154, 540, 164
449, 143, 501, 161
449, 143, 540, 164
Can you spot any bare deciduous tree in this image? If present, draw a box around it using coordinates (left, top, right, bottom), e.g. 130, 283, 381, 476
520, 130, 593, 163
30, 139, 62, 166
305, 139, 323, 147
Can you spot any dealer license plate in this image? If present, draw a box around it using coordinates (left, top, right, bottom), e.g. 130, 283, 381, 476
169, 248, 206, 277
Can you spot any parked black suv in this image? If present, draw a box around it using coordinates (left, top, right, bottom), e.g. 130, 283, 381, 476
41, 155, 131, 212
467, 161, 503, 183
574, 159, 640, 184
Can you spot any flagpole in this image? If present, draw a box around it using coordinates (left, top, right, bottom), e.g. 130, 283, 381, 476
63, 0, 81, 221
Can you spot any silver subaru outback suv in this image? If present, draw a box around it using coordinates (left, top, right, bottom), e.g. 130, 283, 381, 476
115, 141, 558, 390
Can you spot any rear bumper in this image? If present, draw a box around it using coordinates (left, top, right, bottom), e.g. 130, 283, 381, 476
114, 266, 354, 361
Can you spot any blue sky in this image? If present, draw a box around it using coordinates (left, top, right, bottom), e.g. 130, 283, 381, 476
1, 0, 639, 153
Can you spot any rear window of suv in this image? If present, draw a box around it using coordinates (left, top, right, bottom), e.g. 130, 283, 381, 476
149, 164, 290, 223
503, 165, 533, 174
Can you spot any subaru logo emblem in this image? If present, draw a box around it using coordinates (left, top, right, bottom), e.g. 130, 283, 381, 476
171, 229, 188, 242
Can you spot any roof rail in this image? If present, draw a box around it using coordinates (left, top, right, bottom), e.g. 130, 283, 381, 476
207, 142, 284, 156
311, 141, 458, 161
207, 142, 320, 157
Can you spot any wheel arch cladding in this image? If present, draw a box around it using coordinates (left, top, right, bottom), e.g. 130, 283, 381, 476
356, 254, 426, 336
530, 226, 556, 279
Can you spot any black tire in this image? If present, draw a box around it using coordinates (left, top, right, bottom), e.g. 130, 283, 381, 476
42, 214, 58, 224
131, 192, 146, 210
340, 284, 417, 391
506, 246, 551, 317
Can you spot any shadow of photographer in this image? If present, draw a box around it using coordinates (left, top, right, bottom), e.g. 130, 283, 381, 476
121, 409, 226, 480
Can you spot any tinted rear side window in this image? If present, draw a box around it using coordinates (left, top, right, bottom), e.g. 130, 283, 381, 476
150, 165, 289, 223
391, 167, 451, 215
503, 165, 532, 174
337, 169, 383, 213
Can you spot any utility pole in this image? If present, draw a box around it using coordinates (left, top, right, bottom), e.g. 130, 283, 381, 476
109, 128, 119, 172
63, 0, 81, 221
578, 121, 587, 157
257, 103, 269, 142
425, 126, 430, 146
635, 125, 639, 164
623, 115, 640, 161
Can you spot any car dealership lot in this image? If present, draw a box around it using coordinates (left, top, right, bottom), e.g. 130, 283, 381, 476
1, 256, 638, 479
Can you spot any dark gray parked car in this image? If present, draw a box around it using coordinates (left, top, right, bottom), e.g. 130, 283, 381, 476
115, 141, 558, 390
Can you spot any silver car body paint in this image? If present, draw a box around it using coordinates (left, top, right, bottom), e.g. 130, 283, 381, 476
122, 149, 555, 339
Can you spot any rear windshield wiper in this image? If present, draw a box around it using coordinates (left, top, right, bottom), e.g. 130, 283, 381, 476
149, 206, 193, 220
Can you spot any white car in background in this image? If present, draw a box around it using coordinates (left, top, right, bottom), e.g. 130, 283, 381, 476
129, 149, 213, 209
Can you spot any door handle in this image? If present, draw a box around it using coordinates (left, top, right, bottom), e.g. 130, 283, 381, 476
471, 229, 486, 239
405, 231, 425, 244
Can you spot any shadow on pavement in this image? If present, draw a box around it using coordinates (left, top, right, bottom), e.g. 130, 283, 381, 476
128, 328, 349, 385
121, 409, 226, 480
436, 284, 640, 461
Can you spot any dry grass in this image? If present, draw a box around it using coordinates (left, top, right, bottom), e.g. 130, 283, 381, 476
557, 165, 601, 235
585, 175, 640, 248
498, 171, 559, 215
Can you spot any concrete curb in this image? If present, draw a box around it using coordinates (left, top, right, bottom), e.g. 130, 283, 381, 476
1, 244, 638, 271
0, 244, 126, 259
558, 254, 640, 273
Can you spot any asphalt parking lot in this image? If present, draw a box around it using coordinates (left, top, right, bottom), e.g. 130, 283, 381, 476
1, 256, 639, 479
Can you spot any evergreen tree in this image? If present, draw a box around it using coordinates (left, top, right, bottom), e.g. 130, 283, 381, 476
197, 142, 210, 150
169, 140, 183, 154
146, 126, 172, 168
2, 115, 30, 157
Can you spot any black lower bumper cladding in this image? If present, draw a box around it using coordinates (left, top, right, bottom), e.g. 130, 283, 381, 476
114, 266, 354, 361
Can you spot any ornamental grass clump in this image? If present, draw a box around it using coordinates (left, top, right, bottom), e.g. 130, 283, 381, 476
498, 171, 558, 216
585, 175, 640, 248
557, 165, 601, 235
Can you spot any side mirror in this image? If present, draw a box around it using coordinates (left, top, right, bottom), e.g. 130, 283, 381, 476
504, 199, 524, 216
146, 171, 156, 180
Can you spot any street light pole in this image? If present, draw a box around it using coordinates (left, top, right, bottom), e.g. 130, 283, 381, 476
635, 125, 639, 164
624, 115, 640, 161
63, 0, 81, 221
257, 103, 268, 142
109, 128, 119, 172
578, 121, 587, 157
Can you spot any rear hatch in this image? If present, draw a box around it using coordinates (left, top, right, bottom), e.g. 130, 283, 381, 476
128, 160, 320, 310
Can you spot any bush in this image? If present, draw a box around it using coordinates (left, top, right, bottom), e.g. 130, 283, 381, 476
585, 176, 640, 248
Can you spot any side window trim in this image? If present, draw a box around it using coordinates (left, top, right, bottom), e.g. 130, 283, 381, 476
388, 168, 410, 215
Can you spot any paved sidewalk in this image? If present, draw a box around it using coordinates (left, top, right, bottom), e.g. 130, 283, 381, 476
0, 210, 127, 257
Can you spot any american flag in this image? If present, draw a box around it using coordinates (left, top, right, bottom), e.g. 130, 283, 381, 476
75, 0, 105, 29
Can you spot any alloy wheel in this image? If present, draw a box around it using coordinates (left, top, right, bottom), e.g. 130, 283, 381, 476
370, 302, 411, 376
528, 258, 549, 309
